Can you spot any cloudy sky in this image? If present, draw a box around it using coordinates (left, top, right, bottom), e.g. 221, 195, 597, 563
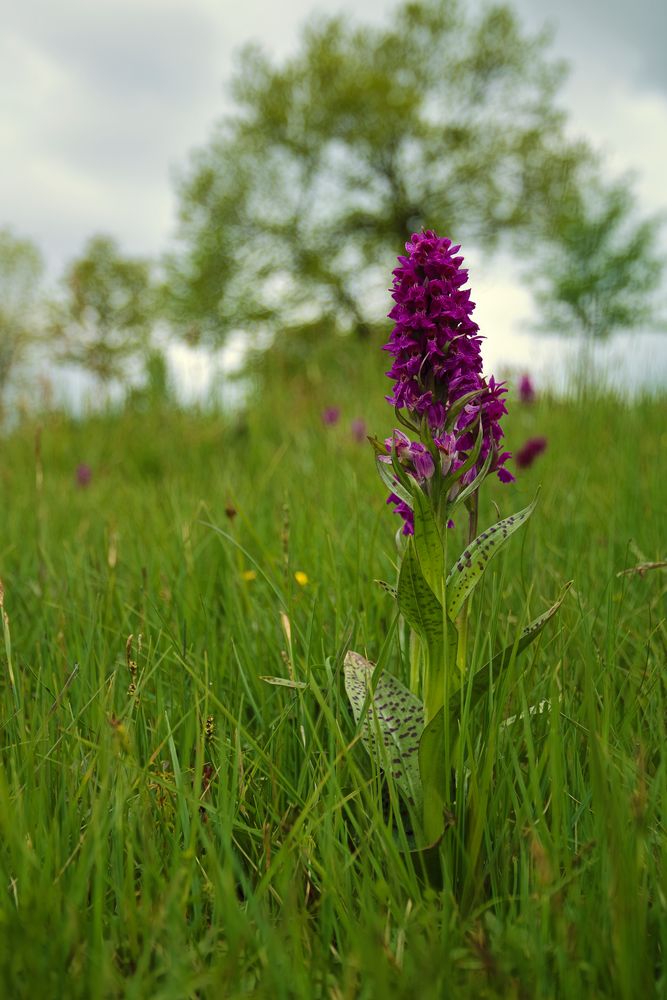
2, 0, 666, 387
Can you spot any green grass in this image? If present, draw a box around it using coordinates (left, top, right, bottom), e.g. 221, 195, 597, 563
0, 359, 665, 998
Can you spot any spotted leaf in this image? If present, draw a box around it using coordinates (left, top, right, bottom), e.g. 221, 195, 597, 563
344, 650, 424, 813
460, 581, 572, 711
446, 495, 538, 621
260, 676, 308, 690
419, 581, 570, 840
397, 540, 444, 648
411, 482, 444, 598
374, 579, 397, 600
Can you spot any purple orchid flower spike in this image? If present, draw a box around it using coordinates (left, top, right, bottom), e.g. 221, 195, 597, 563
381, 231, 514, 531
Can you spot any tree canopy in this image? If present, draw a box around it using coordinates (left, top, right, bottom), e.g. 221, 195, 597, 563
530, 177, 664, 341
0, 227, 44, 403
50, 235, 155, 385
166, 0, 661, 352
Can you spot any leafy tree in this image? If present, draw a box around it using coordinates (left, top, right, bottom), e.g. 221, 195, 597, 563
166, 0, 648, 353
530, 178, 664, 341
50, 235, 155, 386
0, 227, 44, 405
125, 347, 176, 412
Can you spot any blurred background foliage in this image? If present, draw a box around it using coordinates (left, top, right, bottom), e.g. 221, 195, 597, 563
0, 227, 44, 415
165, 0, 664, 361
0, 0, 664, 416
48, 235, 156, 388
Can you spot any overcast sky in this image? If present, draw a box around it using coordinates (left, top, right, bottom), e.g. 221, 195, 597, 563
2, 0, 666, 388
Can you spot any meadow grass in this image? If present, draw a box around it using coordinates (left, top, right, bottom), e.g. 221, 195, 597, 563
0, 356, 665, 998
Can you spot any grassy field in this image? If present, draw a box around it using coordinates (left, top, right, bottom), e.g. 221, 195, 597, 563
0, 351, 665, 998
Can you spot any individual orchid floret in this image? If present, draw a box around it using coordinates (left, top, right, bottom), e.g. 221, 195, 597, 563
386, 492, 415, 535
433, 432, 458, 476
380, 430, 435, 480
380, 430, 436, 533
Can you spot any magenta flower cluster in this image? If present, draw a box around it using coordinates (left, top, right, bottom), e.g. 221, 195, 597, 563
515, 436, 547, 469
518, 374, 536, 404
382, 231, 513, 532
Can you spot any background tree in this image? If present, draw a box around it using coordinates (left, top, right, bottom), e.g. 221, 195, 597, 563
530, 177, 665, 342
50, 235, 155, 387
166, 0, 662, 360
0, 227, 44, 409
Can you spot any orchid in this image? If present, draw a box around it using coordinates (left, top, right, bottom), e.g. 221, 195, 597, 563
345, 232, 569, 857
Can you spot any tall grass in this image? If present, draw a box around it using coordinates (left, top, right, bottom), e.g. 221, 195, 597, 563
0, 361, 665, 997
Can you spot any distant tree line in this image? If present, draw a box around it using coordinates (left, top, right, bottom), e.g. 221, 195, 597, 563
0, 0, 663, 413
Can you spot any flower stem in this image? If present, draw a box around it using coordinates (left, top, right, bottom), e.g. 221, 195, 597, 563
456, 491, 479, 673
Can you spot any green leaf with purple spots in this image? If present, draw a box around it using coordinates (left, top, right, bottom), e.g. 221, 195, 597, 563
397, 540, 444, 648
461, 581, 572, 709
418, 581, 570, 841
344, 650, 424, 813
374, 579, 397, 600
446, 495, 539, 621
418, 708, 451, 842
411, 482, 444, 598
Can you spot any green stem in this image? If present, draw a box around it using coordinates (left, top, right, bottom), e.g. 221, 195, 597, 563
456, 491, 479, 673
409, 631, 421, 694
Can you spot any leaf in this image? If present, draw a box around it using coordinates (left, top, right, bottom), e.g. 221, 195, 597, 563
344, 650, 424, 812
418, 581, 571, 842
444, 388, 488, 430
617, 560, 667, 578
396, 540, 458, 723
260, 676, 308, 690
411, 482, 444, 597
367, 435, 387, 458
397, 540, 444, 648
418, 709, 452, 843
446, 495, 539, 620
500, 697, 553, 729
461, 581, 572, 711
450, 444, 494, 511
422, 618, 459, 725
375, 456, 413, 507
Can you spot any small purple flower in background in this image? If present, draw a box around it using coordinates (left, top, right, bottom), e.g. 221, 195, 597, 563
515, 437, 547, 469
76, 463, 92, 488
350, 417, 367, 442
518, 374, 535, 404
322, 406, 340, 426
